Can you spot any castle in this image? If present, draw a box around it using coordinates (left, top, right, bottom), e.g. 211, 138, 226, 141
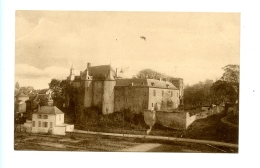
66, 63, 184, 115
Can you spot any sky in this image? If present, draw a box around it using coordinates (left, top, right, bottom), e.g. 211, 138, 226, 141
15, 11, 240, 89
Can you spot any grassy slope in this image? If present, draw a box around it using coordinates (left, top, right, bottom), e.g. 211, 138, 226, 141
183, 114, 239, 144
64, 108, 239, 144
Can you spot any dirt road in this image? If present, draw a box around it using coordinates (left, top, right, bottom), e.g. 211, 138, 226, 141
14, 132, 238, 153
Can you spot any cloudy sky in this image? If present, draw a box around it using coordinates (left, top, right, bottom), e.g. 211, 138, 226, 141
15, 11, 240, 89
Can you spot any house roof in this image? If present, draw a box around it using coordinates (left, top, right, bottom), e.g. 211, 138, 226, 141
15, 100, 25, 104
38, 89, 52, 94
84, 65, 116, 80
15, 92, 29, 98
34, 106, 64, 115
34, 94, 48, 102
26, 95, 37, 102
24, 90, 37, 97
115, 78, 178, 89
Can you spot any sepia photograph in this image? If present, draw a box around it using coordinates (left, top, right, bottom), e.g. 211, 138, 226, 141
14, 10, 240, 153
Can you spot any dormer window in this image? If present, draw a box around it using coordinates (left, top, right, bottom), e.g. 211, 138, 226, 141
166, 84, 169, 88
151, 82, 155, 86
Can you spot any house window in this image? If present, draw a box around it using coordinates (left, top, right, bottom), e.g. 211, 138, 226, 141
32, 121, 35, 127
43, 115, 48, 119
50, 122, 53, 128
162, 90, 164, 96
171, 91, 173, 97
125, 98, 128, 102
38, 121, 41, 127
153, 90, 156, 96
177, 93, 179, 98
43, 122, 48, 127
152, 103, 153, 107
38, 115, 42, 119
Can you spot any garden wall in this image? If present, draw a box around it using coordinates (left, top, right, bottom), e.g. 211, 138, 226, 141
144, 110, 197, 130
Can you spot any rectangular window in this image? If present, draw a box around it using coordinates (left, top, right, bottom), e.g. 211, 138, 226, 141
38, 115, 42, 119
152, 103, 153, 107
50, 122, 53, 128
43, 122, 48, 127
153, 90, 156, 96
43, 115, 48, 119
171, 91, 173, 97
32, 121, 35, 127
38, 121, 41, 127
162, 90, 164, 96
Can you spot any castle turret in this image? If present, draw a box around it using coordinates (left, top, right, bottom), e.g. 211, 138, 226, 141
68, 64, 75, 81
83, 67, 93, 107
102, 69, 116, 114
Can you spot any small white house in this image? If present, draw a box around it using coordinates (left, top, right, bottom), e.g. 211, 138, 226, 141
31, 106, 74, 135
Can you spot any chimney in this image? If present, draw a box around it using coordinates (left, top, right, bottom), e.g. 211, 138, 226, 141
87, 62, 91, 69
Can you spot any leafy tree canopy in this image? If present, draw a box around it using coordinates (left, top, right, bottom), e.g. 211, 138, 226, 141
211, 64, 239, 104
221, 64, 239, 84
135, 68, 177, 81
49, 78, 61, 90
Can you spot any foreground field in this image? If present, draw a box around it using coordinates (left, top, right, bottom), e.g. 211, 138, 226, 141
14, 132, 237, 153
14, 112, 238, 152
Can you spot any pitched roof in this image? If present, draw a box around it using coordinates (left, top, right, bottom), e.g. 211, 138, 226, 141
26, 95, 37, 102
87, 65, 116, 80
38, 89, 52, 94
115, 78, 178, 89
35, 106, 64, 115
15, 100, 25, 104
15, 92, 29, 98
74, 76, 81, 81
34, 94, 48, 102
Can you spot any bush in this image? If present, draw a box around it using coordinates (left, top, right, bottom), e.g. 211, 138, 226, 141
83, 107, 147, 131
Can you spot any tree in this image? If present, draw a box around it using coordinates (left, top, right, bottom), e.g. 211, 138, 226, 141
135, 69, 168, 80
221, 64, 239, 83
48, 78, 85, 124
211, 80, 237, 103
48, 79, 63, 107
183, 79, 214, 108
64, 83, 85, 124
211, 64, 239, 104
49, 78, 61, 90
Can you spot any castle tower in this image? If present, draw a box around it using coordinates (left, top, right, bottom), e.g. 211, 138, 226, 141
68, 64, 75, 81
102, 69, 116, 115
83, 67, 93, 107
